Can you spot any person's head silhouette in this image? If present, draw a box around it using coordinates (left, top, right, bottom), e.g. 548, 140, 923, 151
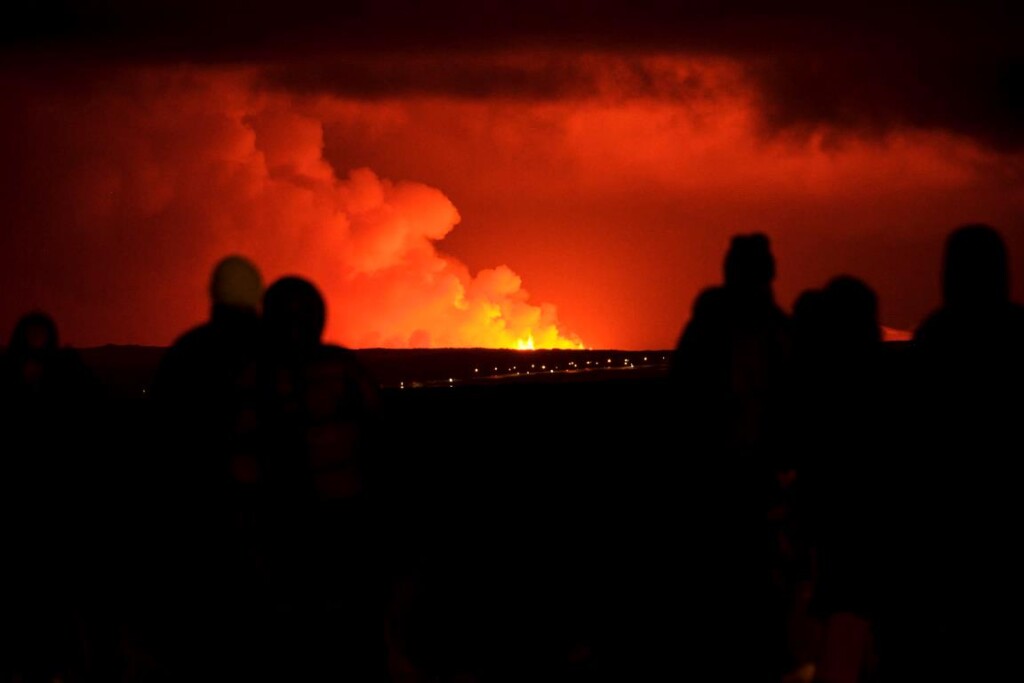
823, 276, 880, 347
210, 255, 263, 315
263, 276, 326, 353
7, 312, 67, 391
942, 224, 1009, 310
724, 233, 775, 291
9, 311, 59, 356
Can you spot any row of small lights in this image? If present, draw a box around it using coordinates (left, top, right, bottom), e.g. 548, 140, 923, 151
397, 355, 668, 389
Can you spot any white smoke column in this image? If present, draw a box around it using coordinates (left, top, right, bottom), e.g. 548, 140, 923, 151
246, 100, 582, 348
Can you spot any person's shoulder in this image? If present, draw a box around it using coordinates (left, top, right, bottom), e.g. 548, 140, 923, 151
312, 344, 376, 380
769, 301, 790, 322
692, 286, 727, 315
316, 343, 363, 364
168, 322, 215, 352
313, 344, 381, 404
913, 308, 949, 344
674, 287, 729, 354
152, 323, 214, 394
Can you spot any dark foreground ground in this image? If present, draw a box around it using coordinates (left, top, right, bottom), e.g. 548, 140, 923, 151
16, 348, 815, 681
379, 372, 688, 680
13, 340, 1014, 682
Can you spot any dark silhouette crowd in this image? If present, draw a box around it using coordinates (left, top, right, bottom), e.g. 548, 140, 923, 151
1, 259, 383, 682
669, 223, 1024, 683
1, 224, 1023, 682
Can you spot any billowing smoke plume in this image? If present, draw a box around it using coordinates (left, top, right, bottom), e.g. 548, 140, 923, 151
0, 68, 582, 349
4, 57, 1021, 349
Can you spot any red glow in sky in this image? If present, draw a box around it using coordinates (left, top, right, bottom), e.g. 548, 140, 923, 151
2, 6, 1022, 349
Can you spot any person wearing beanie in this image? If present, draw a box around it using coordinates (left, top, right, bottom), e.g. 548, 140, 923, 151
209, 255, 264, 312
146, 255, 266, 681
153, 255, 264, 406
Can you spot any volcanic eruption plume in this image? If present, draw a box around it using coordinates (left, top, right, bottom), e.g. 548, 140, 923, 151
0, 68, 583, 349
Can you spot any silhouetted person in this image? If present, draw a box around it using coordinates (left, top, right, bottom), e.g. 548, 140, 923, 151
672, 233, 790, 456
791, 288, 828, 358
669, 233, 791, 682
150, 254, 264, 544
145, 255, 265, 681
915, 224, 1024, 397
152, 254, 264, 420
0, 312, 96, 683
0, 312, 93, 401
234, 276, 382, 682
889, 224, 1024, 681
790, 277, 892, 683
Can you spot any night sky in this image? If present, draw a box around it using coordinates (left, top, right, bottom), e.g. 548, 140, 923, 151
1, 1, 1021, 349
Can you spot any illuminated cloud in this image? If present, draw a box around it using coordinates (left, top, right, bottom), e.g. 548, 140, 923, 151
1, 3, 1022, 348
0, 68, 582, 349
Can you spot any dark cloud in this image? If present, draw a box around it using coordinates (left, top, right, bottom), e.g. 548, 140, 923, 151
258, 53, 712, 102
4, 2, 1021, 150
746, 14, 1024, 150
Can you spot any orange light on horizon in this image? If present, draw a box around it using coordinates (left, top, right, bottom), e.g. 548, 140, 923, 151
882, 326, 914, 343
516, 334, 535, 350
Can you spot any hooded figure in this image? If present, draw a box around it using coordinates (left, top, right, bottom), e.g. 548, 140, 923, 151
0, 312, 95, 683
1, 312, 92, 402
790, 276, 892, 683
891, 224, 1024, 682
668, 233, 792, 682
235, 275, 382, 682
671, 233, 791, 460
914, 224, 1024, 445
916, 224, 1024, 350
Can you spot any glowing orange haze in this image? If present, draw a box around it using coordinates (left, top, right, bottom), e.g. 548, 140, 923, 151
1, 69, 584, 350
0, 56, 1021, 349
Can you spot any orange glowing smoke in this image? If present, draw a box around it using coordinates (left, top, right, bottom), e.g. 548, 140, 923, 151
231, 94, 586, 349
3, 55, 1021, 350
0, 68, 583, 349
